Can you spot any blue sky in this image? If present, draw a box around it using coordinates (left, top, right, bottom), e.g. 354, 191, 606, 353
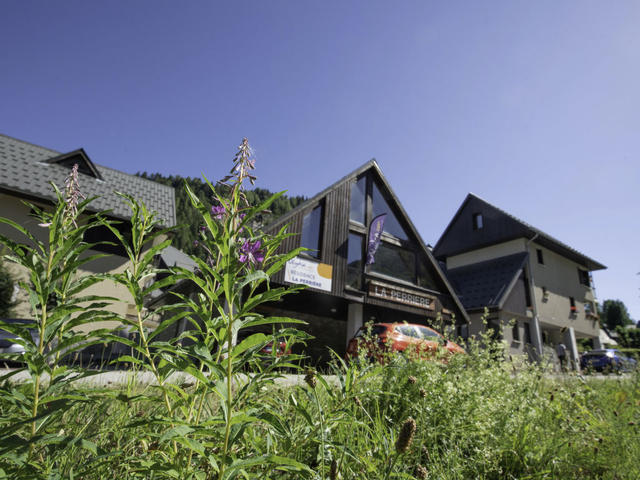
2, 1, 639, 320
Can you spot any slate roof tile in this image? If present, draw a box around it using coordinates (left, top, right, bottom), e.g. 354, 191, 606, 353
0, 134, 176, 227
445, 252, 529, 310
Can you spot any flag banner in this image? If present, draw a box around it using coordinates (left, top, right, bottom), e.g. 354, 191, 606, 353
366, 213, 386, 265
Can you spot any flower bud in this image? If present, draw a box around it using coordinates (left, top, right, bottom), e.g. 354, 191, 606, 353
395, 417, 416, 454
304, 369, 317, 389
329, 459, 338, 480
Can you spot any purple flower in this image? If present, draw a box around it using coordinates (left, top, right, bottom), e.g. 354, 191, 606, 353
211, 205, 226, 220
238, 239, 264, 265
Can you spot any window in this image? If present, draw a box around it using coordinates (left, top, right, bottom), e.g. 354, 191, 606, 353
472, 213, 483, 230
512, 322, 520, 342
523, 274, 532, 307
578, 269, 590, 287
371, 182, 408, 240
300, 204, 323, 258
487, 319, 502, 340
346, 233, 364, 289
349, 176, 366, 224
417, 326, 442, 340
524, 322, 532, 344
417, 257, 438, 290
584, 302, 594, 316
395, 325, 419, 338
369, 242, 416, 283
456, 323, 469, 340
536, 248, 544, 265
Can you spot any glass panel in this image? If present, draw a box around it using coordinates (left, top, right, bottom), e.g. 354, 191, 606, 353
395, 325, 418, 337
369, 242, 416, 284
349, 176, 366, 224
417, 257, 438, 290
417, 326, 441, 339
300, 204, 323, 258
371, 182, 408, 240
346, 233, 363, 289
356, 325, 387, 337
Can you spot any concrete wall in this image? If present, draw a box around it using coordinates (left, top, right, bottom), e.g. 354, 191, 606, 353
445, 238, 527, 269
528, 242, 599, 338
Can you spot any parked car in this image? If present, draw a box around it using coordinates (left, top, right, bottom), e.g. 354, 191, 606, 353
580, 349, 638, 373
346, 322, 465, 361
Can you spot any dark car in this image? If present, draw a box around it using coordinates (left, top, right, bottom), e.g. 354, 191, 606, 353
580, 349, 637, 373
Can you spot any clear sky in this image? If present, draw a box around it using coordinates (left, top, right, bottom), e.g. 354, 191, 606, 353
2, 1, 639, 320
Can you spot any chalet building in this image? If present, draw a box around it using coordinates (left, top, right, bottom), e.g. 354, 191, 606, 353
433, 193, 606, 369
0, 134, 176, 331
261, 160, 468, 363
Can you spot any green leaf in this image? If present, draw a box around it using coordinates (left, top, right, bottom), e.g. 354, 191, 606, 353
159, 424, 194, 443
232, 333, 268, 358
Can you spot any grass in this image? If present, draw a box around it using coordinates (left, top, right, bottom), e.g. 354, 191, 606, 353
1, 351, 638, 480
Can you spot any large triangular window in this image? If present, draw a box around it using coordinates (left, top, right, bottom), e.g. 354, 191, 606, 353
371, 181, 408, 240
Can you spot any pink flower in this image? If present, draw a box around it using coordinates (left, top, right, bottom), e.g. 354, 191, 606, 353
239, 239, 264, 265
211, 205, 225, 220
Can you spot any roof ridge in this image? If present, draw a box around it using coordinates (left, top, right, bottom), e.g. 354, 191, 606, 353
0, 133, 62, 155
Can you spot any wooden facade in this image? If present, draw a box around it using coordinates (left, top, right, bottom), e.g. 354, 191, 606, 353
262, 160, 468, 358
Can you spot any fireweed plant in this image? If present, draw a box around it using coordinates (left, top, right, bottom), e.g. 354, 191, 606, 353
117, 138, 312, 479
0, 165, 116, 476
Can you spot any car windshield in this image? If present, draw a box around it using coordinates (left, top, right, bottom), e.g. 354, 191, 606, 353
394, 325, 419, 338
417, 326, 441, 340
356, 325, 387, 337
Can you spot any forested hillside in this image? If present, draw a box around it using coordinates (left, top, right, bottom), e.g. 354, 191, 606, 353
137, 172, 306, 255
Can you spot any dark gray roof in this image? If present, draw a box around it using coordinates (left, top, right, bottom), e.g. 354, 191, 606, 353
434, 193, 605, 271
0, 134, 176, 226
446, 252, 529, 310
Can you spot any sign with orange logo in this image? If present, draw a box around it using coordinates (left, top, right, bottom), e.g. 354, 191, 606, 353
285, 257, 333, 292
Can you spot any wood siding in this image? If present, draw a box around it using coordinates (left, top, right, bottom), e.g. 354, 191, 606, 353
269, 180, 351, 297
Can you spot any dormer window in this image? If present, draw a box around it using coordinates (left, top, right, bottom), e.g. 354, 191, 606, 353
44, 148, 104, 181
472, 213, 483, 230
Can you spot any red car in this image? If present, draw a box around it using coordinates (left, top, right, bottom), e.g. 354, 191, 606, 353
346, 322, 465, 361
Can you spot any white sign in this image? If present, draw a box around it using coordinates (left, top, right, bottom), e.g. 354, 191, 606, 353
284, 257, 333, 292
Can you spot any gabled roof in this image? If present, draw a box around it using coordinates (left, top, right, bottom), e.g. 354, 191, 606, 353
0, 134, 176, 227
44, 148, 104, 181
266, 159, 470, 322
433, 193, 605, 271
445, 252, 529, 311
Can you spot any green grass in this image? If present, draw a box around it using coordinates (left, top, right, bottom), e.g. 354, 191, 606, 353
2, 352, 638, 479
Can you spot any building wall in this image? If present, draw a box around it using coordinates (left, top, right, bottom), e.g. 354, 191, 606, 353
528, 242, 599, 338
0, 193, 137, 331
445, 238, 527, 269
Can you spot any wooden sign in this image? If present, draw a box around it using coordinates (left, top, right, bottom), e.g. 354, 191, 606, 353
368, 280, 435, 311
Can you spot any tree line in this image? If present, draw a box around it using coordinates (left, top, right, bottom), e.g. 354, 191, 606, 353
136, 172, 307, 256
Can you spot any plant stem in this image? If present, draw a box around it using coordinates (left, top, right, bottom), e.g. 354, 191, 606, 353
219, 305, 235, 480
